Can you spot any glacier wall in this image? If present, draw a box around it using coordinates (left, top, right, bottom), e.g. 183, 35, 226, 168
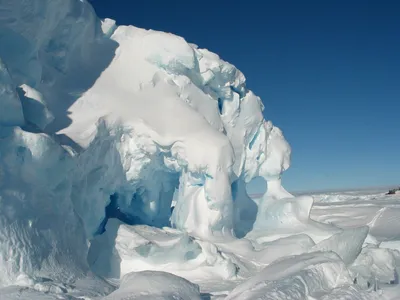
0, 0, 291, 286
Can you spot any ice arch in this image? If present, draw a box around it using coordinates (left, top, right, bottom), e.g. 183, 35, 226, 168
58, 26, 293, 239
0, 0, 293, 286
245, 176, 267, 199
69, 117, 235, 238
231, 176, 268, 237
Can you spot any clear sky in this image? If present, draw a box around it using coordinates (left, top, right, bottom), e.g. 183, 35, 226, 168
91, 0, 400, 193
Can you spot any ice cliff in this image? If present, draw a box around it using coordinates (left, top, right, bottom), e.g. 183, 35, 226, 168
0, 0, 291, 286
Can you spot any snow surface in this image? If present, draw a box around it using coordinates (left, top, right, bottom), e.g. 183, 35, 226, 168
1, 0, 400, 299
103, 271, 202, 300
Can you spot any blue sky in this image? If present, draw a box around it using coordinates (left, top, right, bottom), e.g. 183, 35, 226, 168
91, 0, 400, 193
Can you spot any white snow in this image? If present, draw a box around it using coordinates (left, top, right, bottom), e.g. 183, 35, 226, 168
103, 271, 202, 300
1, 0, 400, 299
18, 84, 54, 130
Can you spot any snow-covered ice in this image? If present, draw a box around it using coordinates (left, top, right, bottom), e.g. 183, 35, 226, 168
1, 0, 400, 299
103, 271, 202, 300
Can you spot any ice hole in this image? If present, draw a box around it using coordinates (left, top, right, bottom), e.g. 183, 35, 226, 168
96, 193, 142, 235
232, 176, 267, 238
245, 176, 267, 200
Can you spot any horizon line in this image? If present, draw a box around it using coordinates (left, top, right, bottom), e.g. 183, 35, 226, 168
248, 183, 398, 198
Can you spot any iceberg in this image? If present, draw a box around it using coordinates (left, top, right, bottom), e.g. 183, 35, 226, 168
1, 0, 399, 299
0, 0, 290, 286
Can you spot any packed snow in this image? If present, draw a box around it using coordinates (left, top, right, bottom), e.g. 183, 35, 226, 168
0, 0, 400, 299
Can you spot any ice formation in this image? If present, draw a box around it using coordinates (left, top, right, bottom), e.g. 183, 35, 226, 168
103, 271, 202, 300
0, 0, 289, 286
1, 0, 400, 299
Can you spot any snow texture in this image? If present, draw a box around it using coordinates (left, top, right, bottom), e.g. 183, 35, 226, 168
1, 0, 400, 299
0, 59, 24, 126
103, 271, 202, 300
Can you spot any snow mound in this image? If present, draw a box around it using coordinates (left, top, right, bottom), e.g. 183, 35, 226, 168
225, 251, 374, 300
0, 273, 115, 300
350, 245, 397, 288
311, 226, 369, 265
246, 195, 341, 244
102, 271, 201, 300
88, 219, 239, 281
